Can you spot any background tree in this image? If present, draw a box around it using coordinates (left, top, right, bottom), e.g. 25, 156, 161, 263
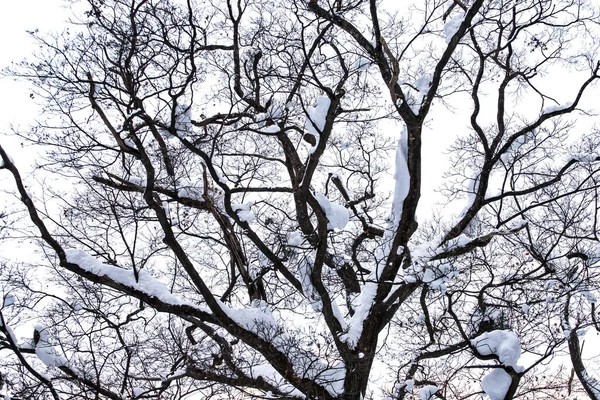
1, 0, 600, 399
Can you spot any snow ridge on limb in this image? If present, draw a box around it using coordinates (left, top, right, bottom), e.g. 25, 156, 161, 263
305, 96, 331, 154
340, 128, 410, 348
444, 14, 465, 43
338, 126, 410, 349
339, 282, 377, 349
471, 330, 522, 370
418, 385, 438, 400
219, 299, 347, 397
391, 126, 410, 227
64, 249, 200, 307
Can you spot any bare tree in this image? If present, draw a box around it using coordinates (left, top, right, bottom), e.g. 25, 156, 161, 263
1, 0, 600, 399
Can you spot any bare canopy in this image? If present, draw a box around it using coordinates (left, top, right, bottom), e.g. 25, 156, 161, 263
1, 0, 600, 399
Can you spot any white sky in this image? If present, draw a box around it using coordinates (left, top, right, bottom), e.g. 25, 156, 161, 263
0, 0, 67, 151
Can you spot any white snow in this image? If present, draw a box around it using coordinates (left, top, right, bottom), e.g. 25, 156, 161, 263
482, 368, 512, 400
298, 258, 323, 312
256, 102, 284, 128
411, 237, 443, 264
232, 202, 256, 223
3, 293, 15, 307
330, 298, 349, 331
123, 139, 138, 150
250, 363, 306, 399
177, 178, 204, 200
305, 96, 330, 153
218, 299, 279, 337
355, 57, 371, 71
0, 318, 18, 344
542, 101, 573, 114
471, 330, 522, 370
416, 76, 432, 95
419, 385, 438, 400
287, 231, 304, 246
391, 127, 410, 226
339, 282, 377, 348
255, 112, 269, 125
162, 200, 170, 221
561, 316, 573, 339
545, 280, 556, 290
219, 299, 346, 396
124, 108, 142, 121
34, 325, 69, 368
175, 103, 192, 133
305, 96, 330, 137
569, 153, 598, 163
261, 125, 280, 134
422, 263, 457, 294
411, 75, 432, 113
314, 193, 349, 230
65, 249, 192, 306
126, 176, 146, 187
506, 218, 527, 231
444, 15, 465, 43
582, 291, 597, 304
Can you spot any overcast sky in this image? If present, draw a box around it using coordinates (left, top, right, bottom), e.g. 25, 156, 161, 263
0, 0, 67, 150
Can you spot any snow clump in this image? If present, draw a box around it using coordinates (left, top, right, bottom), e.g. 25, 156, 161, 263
419, 385, 438, 400
305, 96, 331, 153
482, 368, 512, 400
471, 330, 522, 369
314, 193, 349, 230
232, 202, 256, 223
444, 15, 465, 43
472, 330, 523, 400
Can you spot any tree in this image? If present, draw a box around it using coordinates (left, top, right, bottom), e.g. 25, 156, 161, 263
1, 0, 600, 398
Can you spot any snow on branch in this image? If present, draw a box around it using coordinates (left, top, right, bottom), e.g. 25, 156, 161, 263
33, 325, 69, 368
443, 14, 465, 43
305, 96, 331, 154
314, 193, 349, 230
471, 330, 523, 400
219, 298, 346, 397
471, 330, 522, 370
391, 127, 410, 227
65, 249, 202, 309
339, 282, 377, 349
412, 218, 528, 265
